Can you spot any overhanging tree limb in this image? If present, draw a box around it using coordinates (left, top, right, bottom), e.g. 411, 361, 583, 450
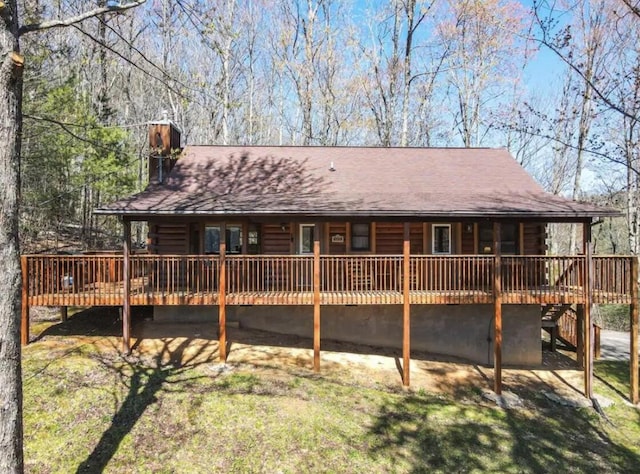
18, 0, 146, 36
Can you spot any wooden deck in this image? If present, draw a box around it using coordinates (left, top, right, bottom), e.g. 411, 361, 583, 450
20, 249, 639, 404
23, 254, 634, 307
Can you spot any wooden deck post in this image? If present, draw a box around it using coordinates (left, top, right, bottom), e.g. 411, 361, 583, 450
60, 306, 68, 322
403, 222, 411, 387
630, 255, 638, 404
122, 219, 131, 354
583, 221, 593, 398
493, 222, 502, 395
21, 255, 29, 346
313, 237, 321, 372
576, 305, 584, 369
219, 239, 227, 362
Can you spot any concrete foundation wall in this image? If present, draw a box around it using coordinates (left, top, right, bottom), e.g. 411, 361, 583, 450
154, 304, 542, 366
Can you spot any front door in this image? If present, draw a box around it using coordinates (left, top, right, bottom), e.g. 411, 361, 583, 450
299, 224, 315, 254
298, 224, 315, 290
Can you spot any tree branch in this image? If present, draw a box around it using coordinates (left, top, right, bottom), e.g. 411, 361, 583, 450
622, 0, 640, 18
18, 0, 146, 36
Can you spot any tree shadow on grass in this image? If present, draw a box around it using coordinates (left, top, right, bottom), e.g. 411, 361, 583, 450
594, 360, 633, 400
367, 391, 640, 473
75, 337, 218, 473
33, 306, 153, 341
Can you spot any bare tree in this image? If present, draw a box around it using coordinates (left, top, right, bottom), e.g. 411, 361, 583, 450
0, 2, 145, 472
533, 0, 640, 255
438, 0, 529, 147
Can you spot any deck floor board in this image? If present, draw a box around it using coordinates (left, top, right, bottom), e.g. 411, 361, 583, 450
27, 286, 631, 307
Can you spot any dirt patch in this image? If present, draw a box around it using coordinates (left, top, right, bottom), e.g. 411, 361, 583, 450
29, 306, 588, 401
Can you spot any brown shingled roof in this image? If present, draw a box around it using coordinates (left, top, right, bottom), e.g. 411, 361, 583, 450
96, 146, 617, 220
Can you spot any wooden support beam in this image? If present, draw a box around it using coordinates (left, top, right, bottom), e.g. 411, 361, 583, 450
422, 223, 428, 254
122, 219, 131, 354
583, 221, 593, 399
403, 222, 411, 387
313, 238, 321, 372
473, 223, 478, 254
219, 239, 227, 362
518, 223, 525, 255
576, 305, 584, 369
371, 222, 377, 254
629, 257, 638, 400
60, 306, 68, 323
493, 222, 502, 395
21, 255, 29, 346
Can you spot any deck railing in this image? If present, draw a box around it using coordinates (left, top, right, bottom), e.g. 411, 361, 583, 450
320, 255, 404, 304
23, 253, 636, 306
501, 256, 586, 304
593, 256, 634, 304
130, 255, 220, 305
410, 256, 494, 303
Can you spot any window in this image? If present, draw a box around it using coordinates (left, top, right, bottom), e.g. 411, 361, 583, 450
351, 223, 370, 251
204, 224, 243, 254
226, 225, 243, 254
478, 223, 518, 254
299, 224, 315, 254
432, 224, 451, 254
247, 224, 260, 254
501, 223, 518, 254
204, 225, 220, 254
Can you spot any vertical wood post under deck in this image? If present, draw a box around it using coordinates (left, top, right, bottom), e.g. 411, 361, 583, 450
219, 240, 227, 362
583, 222, 593, 398
402, 223, 411, 387
60, 306, 68, 322
21, 255, 29, 346
576, 306, 584, 369
122, 219, 131, 354
630, 256, 638, 404
493, 222, 502, 395
313, 238, 321, 372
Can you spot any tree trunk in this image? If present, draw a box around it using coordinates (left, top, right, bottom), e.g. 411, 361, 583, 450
0, 2, 24, 472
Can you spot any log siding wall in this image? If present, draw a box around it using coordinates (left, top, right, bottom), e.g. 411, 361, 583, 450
148, 220, 547, 256
148, 221, 188, 254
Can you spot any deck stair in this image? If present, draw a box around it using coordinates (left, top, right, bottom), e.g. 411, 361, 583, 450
541, 304, 600, 358
542, 304, 576, 351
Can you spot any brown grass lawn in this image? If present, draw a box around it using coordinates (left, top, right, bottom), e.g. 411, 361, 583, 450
22, 307, 640, 473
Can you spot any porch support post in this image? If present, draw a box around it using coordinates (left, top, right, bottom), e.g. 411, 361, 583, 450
493, 222, 502, 395
576, 305, 584, 369
583, 220, 593, 398
60, 306, 68, 323
402, 222, 411, 387
630, 255, 638, 404
313, 236, 321, 372
122, 218, 131, 354
21, 255, 29, 346
219, 238, 227, 362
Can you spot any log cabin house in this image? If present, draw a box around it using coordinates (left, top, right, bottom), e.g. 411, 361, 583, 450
21, 119, 639, 401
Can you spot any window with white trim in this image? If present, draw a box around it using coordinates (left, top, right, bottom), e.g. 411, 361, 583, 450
432, 224, 451, 254
299, 224, 315, 254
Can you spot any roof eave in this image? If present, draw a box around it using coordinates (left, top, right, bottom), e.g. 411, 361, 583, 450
94, 208, 621, 221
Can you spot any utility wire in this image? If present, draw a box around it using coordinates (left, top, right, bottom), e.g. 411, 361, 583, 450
95, 16, 221, 107
71, 22, 199, 106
